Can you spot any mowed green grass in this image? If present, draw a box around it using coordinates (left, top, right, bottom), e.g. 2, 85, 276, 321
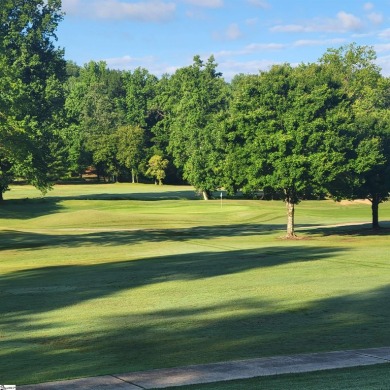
0, 184, 389, 385
166, 364, 390, 390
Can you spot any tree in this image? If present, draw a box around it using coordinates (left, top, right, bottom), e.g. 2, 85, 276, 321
228, 63, 350, 238
223, 73, 262, 195
146, 155, 169, 185
123, 67, 158, 128
116, 125, 146, 183
320, 44, 390, 229
0, 0, 66, 199
64, 61, 124, 180
161, 56, 229, 199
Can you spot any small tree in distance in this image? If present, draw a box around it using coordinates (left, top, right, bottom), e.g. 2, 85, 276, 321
146, 155, 169, 185
116, 124, 146, 183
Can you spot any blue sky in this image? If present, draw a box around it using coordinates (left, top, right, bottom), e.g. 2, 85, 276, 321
58, 0, 390, 79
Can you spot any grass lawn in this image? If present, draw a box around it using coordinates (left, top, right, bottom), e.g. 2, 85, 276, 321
0, 183, 389, 385
165, 364, 390, 390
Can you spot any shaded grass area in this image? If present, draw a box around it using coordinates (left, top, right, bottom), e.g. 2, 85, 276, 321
1, 184, 389, 385
166, 364, 390, 390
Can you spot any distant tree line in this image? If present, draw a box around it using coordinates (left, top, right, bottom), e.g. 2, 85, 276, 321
1, 1, 390, 237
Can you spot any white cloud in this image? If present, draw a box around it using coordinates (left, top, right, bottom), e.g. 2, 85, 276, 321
337, 11, 363, 31
213, 23, 243, 41
293, 38, 347, 47
219, 59, 278, 80
271, 24, 306, 33
246, 0, 270, 9
364, 2, 374, 11
226, 23, 242, 40
245, 42, 286, 51
63, 0, 176, 22
246, 17, 258, 26
271, 11, 363, 33
183, 0, 223, 8
378, 28, 390, 40
374, 43, 390, 53
104, 54, 179, 75
376, 54, 390, 76
105, 55, 149, 68
214, 42, 285, 58
62, 0, 81, 14
367, 12, 384, 25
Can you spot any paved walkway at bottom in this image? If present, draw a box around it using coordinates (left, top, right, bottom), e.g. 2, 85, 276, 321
20, 347, 390, 390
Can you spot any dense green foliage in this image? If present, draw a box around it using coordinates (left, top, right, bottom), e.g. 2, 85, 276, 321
59, 47, 390, 234
1, 2, 390, 233
0, 0, 66, 198
227, 63, 351, 236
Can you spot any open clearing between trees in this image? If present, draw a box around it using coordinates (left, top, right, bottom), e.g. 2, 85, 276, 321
1, 184, 389, 385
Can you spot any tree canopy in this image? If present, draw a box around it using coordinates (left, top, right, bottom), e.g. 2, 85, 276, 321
1, 3, 389, 236
0, 0, 66, 199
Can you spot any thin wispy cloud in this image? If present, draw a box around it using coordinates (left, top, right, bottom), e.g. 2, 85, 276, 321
374, 43, 390, 52
367, 12, 384, 25
246, 0, 270, 9
215, 42, 285, 58
226, 23, 242, 40
104, 54, 179, 75
62, 0, 81, 14
245, 42, 286, 51
105, 54, 154, 68
246, 17, 258, 26
378, 28, 390, 40
213, 23, 243, 41
183, 0, 224, 8
271, 11, 363, 33
364, 2, 375, 11
219, 59, 278, 79
376, 53, 390, 76
62, 0, 176, 22
293, 38, 347, 47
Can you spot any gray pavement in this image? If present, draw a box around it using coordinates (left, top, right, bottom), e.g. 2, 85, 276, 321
19, 346, 390, 390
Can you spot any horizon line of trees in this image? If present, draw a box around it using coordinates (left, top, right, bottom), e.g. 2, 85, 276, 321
1, 1, 390, 237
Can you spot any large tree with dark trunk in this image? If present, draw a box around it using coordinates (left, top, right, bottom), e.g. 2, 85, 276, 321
320, 44, 390, 229
227, 63, 350, 238
0, 0, 66, 200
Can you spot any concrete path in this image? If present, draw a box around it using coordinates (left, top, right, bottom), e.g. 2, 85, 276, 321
19, 347, 390, 390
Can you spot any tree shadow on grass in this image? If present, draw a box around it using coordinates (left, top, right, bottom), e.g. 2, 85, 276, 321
43, 190, 201, 201
298, 222, 390, 237
0, 222, 293, 251
0, 245, 346, 319
2, 228, 389, 384
0, 188, 199, 220
0, 198, 63, 220
1, 244, 354, 385
3, 282, 390, 385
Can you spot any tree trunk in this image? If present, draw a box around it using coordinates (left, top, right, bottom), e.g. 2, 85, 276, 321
202, 190, 209, 200
0, 191, 3, 201
131, 168, 135, 184
371, 195, 381, 229
286, 199, 296, 238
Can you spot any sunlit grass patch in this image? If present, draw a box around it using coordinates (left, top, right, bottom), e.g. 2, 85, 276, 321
1, 184, 389, 385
